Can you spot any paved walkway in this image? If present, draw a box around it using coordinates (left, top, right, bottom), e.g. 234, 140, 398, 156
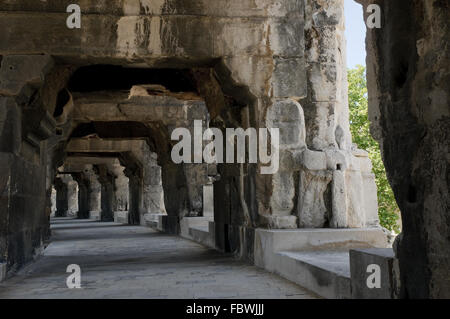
0, 218, 316, 299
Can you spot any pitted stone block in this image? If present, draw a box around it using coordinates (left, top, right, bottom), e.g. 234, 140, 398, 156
267, 99, 306, 149
272, 57, 307, 99
299, 149, 327, 171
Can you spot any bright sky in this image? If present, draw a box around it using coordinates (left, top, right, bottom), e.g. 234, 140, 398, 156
344, 0, 367, 68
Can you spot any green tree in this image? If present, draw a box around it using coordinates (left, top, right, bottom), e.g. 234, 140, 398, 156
348, 65, 400, 233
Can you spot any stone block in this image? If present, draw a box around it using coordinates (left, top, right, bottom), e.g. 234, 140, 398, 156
267, 99, 306, 150
213, 18, 269, 57
254, 228, 389, 298
89, 211, 101, 221
297, 169, 332, 228
325, 149, 349, 171
276, 251, 351, 299
266, 215, 298, 229
361, 173, 380, 227
202, 185, 214, 218
114, 211, 129, 224
222, 56, 273, 98
331, 169, 348, 228
306, 62, 337, 102
254, 228, 389, 270
269, 171, 296, 217
299, 149, 327, 171
269, 16, 304, 57
350, 248, 396, 299
272, 57, 307, 99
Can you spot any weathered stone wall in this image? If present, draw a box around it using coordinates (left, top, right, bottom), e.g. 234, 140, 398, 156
358, 0, 449, 298
0, 55, 55, 271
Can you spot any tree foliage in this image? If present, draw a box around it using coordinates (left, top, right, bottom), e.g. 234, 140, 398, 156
348, 65, 400, 232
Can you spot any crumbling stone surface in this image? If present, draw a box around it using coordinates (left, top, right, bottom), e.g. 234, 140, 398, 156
358, 0, 450, 298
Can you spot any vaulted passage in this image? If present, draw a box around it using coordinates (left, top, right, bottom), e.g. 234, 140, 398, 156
0, 0, 448, 299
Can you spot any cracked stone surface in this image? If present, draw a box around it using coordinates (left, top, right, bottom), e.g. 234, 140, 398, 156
0, 218, 317, 299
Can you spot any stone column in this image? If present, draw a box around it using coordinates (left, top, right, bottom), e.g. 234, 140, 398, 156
142, 155, 166, 223
88, 169, 101, 220
50, 186, 56, 217
265, 99, 307, 229
95, 165, 115, 222
182, 118, 211, 218
71, 173, 90, 219
124, 167, 142, 225
111, 162, 128, 212
203, 181, 214, 219
54, 177, 68, 217
65, 175, 78, 218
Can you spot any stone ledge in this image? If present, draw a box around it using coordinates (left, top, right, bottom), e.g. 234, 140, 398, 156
255, 228, 388, 257
276, 251, 351, 299
254, 228, 388, 298
189, 225, 215, 249
180, 217, 215, 249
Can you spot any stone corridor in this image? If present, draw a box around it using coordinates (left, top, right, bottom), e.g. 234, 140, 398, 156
0, 218, 316, 299
1, 0, 448, 298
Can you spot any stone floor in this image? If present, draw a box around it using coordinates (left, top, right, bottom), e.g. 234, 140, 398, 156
0, 218, 317, 299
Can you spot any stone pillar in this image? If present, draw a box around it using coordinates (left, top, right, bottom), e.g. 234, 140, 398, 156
54, 177, 68, 217
265, 99, 307, 229
50, 186, 56, 217
95, 165, 115, 222
203, 182, 214, 219
111, 162, 128, 212
127, 171, 142, 225
71, 173, 90, 219
142, 154, 166, 223
182, 118, 211, 218
65, 175, 78, 218
88, 169, 101, 220
183, 164, 207, 217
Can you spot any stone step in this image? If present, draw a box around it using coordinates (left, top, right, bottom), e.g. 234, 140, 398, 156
275, 251, 351, 299
180, 216, 212, 237
179, 217, 215, 249
189, 225, 214, 248
254, 228, 389, 298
